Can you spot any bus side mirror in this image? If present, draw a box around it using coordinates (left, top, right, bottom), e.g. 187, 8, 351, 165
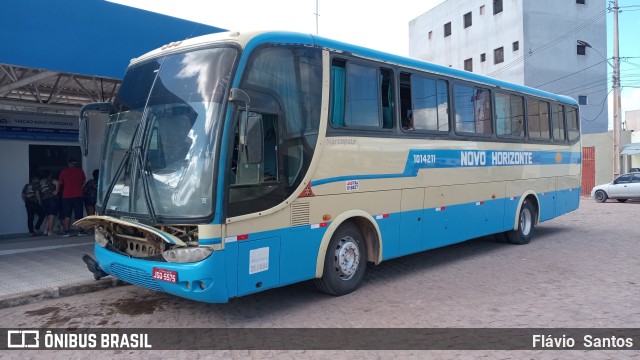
229, 88, 251, 148
79, 102, 112, 156
244, 113, 263, 165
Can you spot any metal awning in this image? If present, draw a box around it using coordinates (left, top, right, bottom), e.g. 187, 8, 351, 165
0, 0, 224, 115
621, 143, 640, 155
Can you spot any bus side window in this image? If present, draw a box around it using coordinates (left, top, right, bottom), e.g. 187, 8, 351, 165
454, 84, 492, 135
380, 68, 394, 129
330, 60, 346, 127
410, 75, 450, 132
552, 104, 566, 141
495, 92, 524, 137
528, 99, 551, 140
330, 59, 381, 128
566, 106, 579, 141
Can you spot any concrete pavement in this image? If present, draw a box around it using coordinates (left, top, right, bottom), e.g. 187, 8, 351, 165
0, 231, 126, 308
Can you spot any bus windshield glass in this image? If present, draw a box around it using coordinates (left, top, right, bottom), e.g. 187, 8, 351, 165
97, 46, 238, 220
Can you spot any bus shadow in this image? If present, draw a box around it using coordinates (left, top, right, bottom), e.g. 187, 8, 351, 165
157, 224, 570, 321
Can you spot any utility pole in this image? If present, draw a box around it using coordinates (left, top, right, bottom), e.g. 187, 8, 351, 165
612, 0, 622, 178
314, 0, 319, 35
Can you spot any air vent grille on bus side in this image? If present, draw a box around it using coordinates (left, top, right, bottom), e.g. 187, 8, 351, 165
291, 202, 310, 227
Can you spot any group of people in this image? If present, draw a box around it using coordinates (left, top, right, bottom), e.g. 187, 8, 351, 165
22, 159, 98, 237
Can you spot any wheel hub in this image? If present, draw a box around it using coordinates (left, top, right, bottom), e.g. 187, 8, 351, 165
334, 236, 360, 281
520, 207, 532, 236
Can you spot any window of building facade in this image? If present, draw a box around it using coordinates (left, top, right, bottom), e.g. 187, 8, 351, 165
480, 53, 486, 62
428, 31, 433, 40
480, 5, 485, 15
494, 0, 503, 14
578, 95, 588, 105
464, 12, 472, 28
494, 47, 504, 64
512, 41, 519, 51
464, 58, 473, 72
444, 22, 451, 37
577, 44, 586, 55
577, 0, 585, 4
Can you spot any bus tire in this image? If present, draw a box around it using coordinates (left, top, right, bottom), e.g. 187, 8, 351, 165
507, 199, 536, 245
314, 222, 367, 296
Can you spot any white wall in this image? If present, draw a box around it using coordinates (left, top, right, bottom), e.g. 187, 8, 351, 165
0, 141, 31, 235
408, 0, 608, 134
523, 0, 608, 134
409, 0, 525, 83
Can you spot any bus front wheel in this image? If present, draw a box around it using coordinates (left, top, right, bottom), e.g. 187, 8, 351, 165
507, 199, 536, 245
314, 222, 367, 296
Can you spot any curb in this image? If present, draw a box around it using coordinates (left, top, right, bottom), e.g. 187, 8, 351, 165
0, 278, 129, 309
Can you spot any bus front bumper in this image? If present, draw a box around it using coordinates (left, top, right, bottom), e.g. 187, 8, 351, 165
93, 243, 230, 303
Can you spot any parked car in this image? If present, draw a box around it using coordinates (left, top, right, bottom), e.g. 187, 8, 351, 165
591, 173, 640, 203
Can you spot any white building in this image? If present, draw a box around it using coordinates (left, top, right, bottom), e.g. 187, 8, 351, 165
409, 0, 608, 135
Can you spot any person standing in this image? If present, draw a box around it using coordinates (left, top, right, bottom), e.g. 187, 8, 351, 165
83, 169, 99, 216
58, 159, 86, 237
40, 170, 59, 236
22, 174, 45, 235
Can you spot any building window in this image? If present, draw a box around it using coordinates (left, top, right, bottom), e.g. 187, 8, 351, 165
480, 53, 486, 62
494, 0, 503, 14
578, 95, 588, 105
577, 44, 586, 55
494, 47, 504, 64
464, 12, 472, 28
444, 22, 451, 37
480, 5, 485, 15
577, 0, 585, 4
464, 58, 473, 72
512, 41, 519, 51
428, 31, 433, 40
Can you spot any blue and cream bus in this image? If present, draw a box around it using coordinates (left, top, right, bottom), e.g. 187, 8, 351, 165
78, 31, 581, 303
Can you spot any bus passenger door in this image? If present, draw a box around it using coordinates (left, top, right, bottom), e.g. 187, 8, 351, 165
398, 188, 424, 256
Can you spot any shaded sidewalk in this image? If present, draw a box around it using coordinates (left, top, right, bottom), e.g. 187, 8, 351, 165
0, 232, 125, 308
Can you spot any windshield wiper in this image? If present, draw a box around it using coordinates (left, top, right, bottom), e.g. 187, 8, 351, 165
133, 145, 158, 224
101, 149, 131, 215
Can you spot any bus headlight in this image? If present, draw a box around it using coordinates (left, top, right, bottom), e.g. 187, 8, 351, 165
162, 247, 214, 263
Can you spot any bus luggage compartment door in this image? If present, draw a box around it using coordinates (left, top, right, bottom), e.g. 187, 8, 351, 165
236, 236, 280, 296
398, 188, 425, 256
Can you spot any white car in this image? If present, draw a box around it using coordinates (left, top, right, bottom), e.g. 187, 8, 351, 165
591, 172, 640, 203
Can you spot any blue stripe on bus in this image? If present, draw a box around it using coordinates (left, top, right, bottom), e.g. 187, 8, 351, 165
199, 237, 222, 245
312, 150, 581, 187
96, 187, 579, 302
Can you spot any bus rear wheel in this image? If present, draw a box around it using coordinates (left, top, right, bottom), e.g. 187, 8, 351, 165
507, 199, 536, 245
314, 222, 367, 296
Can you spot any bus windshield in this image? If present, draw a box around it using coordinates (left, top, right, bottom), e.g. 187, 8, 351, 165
98, 46, 238, 221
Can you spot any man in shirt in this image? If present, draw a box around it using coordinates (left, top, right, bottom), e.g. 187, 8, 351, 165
58, 159, 86, 236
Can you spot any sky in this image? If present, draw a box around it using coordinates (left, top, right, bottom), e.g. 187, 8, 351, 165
110, 0, 640, 129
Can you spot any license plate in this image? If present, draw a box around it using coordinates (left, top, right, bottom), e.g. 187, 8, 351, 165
152, 267, 177, 283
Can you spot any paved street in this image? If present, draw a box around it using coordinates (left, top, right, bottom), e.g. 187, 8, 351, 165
0, 234, 94, 297
1, 199, 639, 359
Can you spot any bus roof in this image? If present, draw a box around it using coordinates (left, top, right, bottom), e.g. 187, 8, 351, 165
131, 30, 578, 106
